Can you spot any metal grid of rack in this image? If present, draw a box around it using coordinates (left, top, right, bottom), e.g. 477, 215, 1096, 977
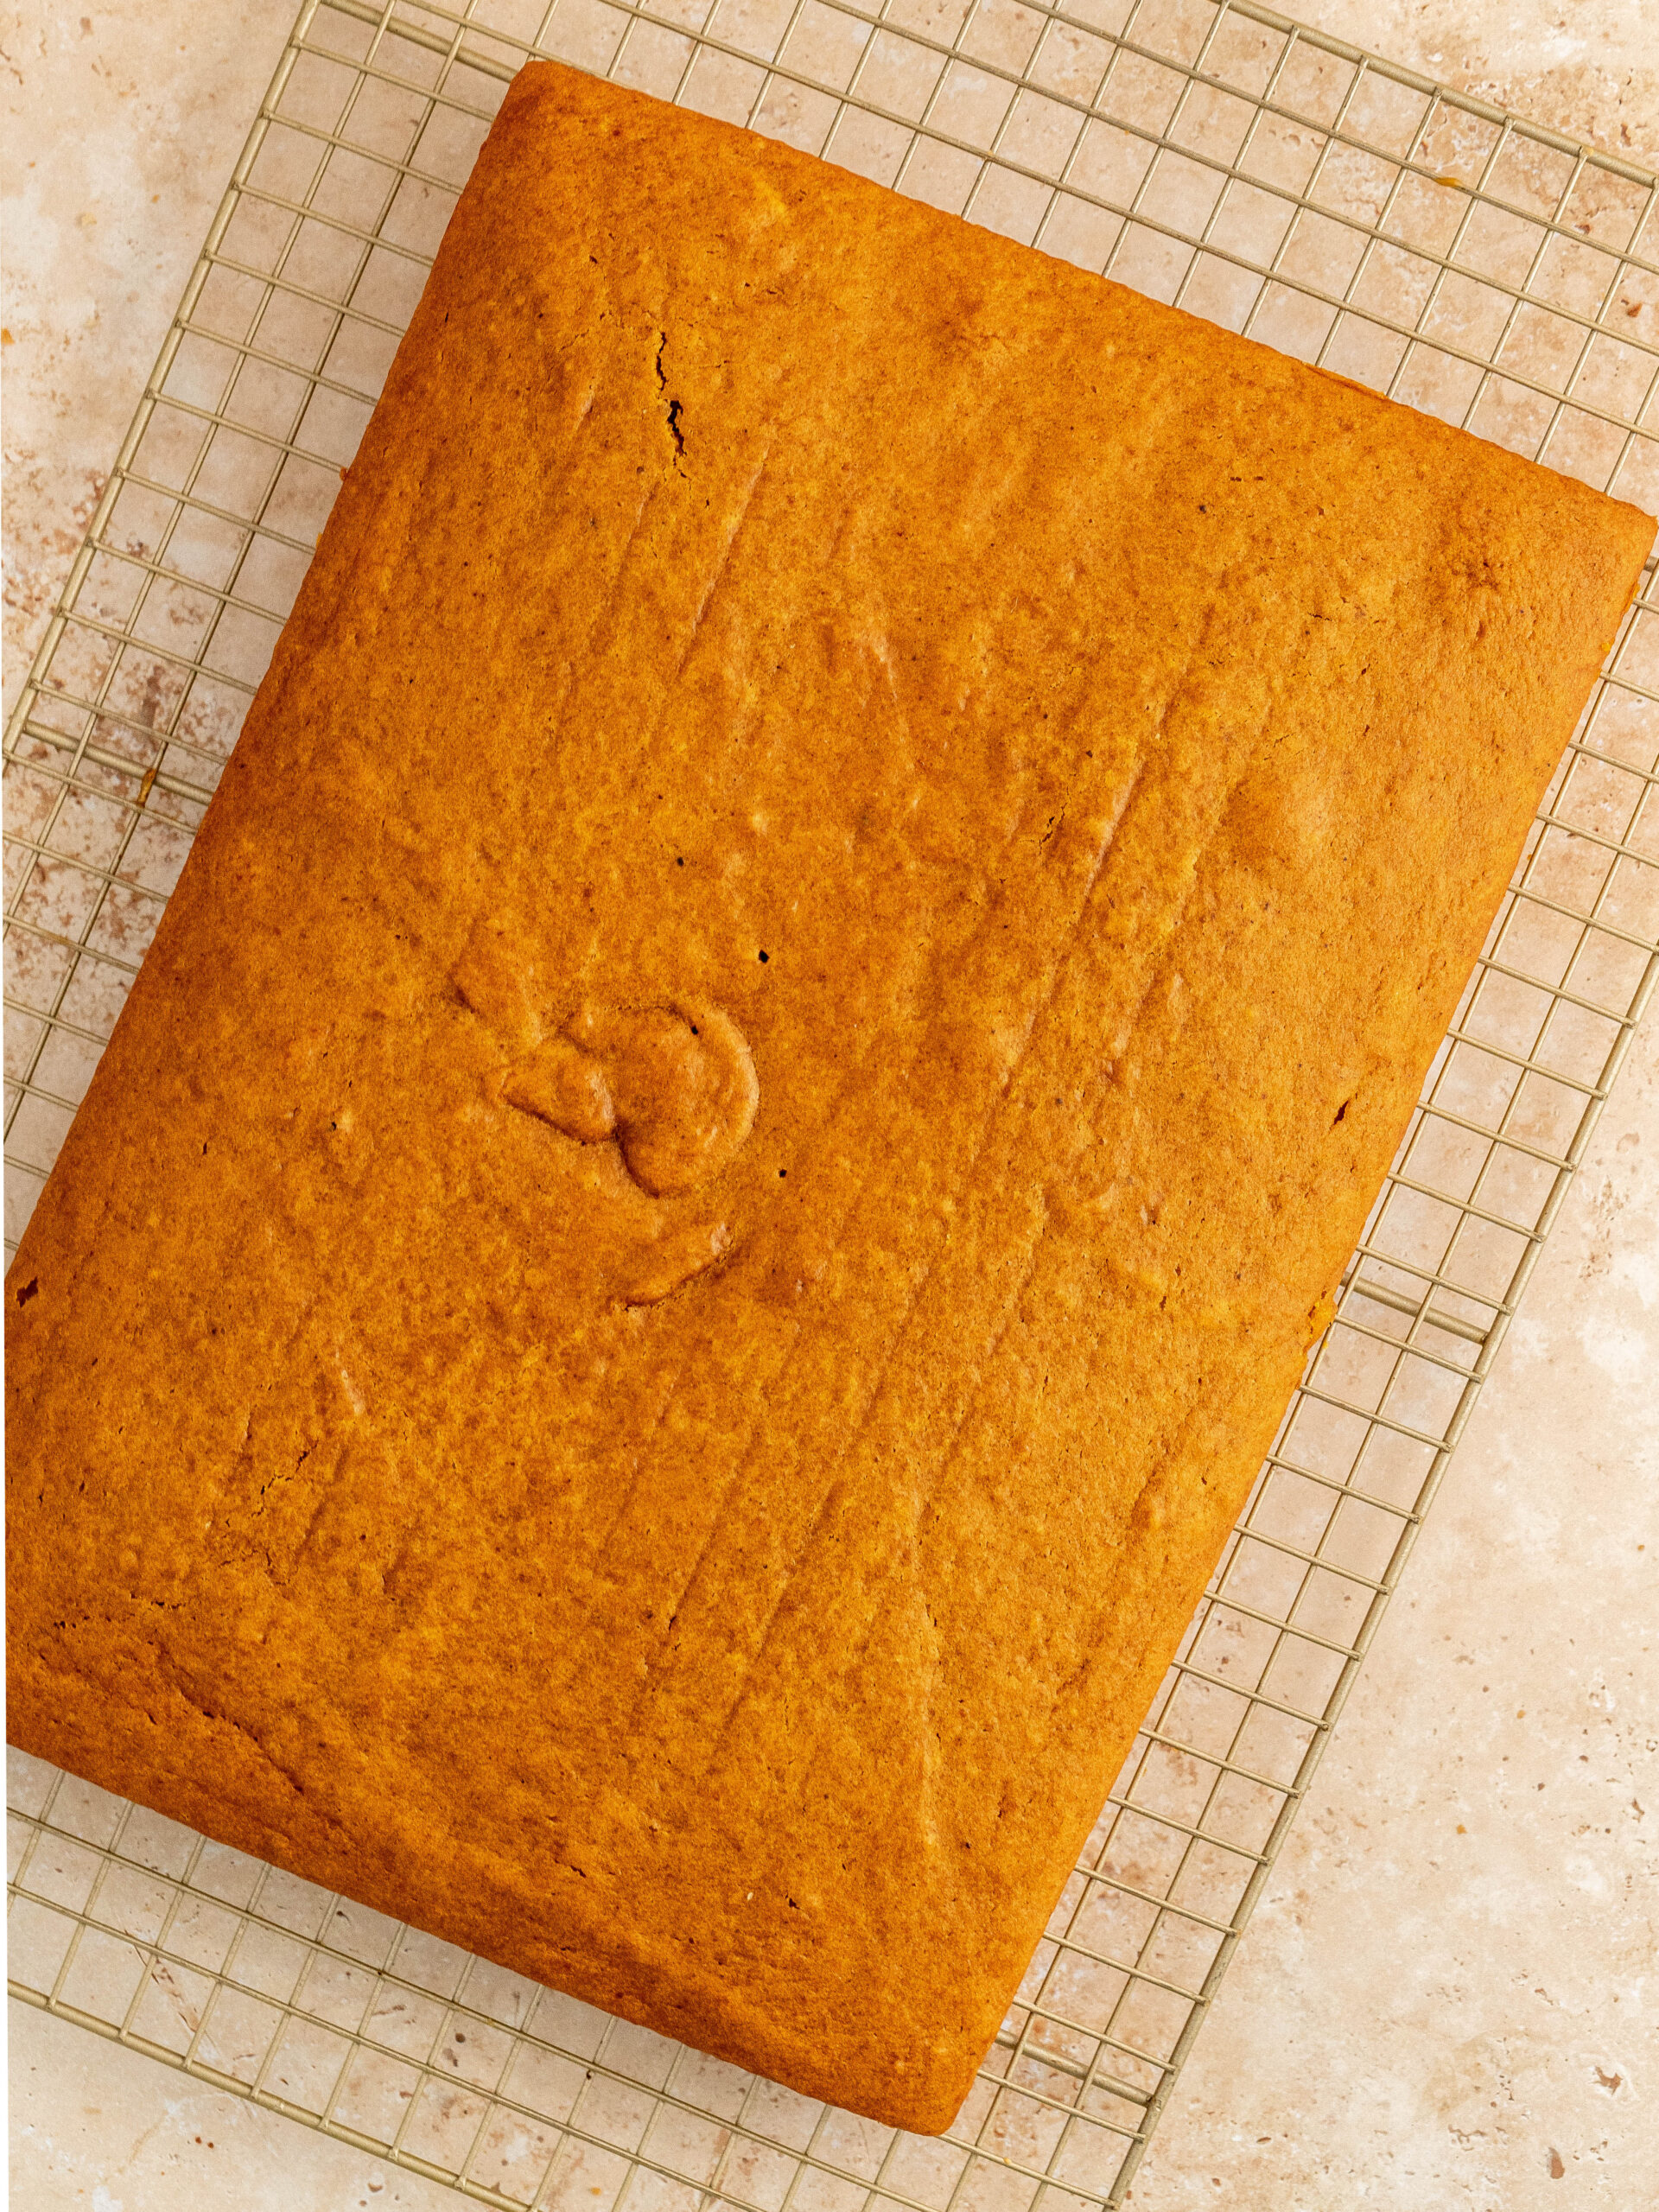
6, 0, 1657, 2202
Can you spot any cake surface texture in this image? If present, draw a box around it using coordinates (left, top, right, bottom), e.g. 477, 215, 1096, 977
7, 60, 1653, 2133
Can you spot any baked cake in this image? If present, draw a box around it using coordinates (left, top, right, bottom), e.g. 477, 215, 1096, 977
7, 61, 1652, 2130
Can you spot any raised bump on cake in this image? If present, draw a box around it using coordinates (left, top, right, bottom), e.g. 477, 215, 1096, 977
503, 1000, 759, 1196
500, 1035, 616, 1144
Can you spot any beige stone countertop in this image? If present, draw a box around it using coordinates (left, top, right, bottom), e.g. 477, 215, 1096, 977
4, 2, 1656, 2207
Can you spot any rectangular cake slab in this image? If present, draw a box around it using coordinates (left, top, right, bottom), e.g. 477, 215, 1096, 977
6, 60, 1652, 2132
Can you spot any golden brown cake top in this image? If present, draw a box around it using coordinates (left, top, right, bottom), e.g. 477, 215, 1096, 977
6, 61, 1652, 2132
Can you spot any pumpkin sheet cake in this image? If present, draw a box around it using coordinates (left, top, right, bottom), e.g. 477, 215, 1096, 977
6, 61, 1652, 2131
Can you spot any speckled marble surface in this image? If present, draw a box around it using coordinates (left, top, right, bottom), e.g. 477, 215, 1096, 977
5, 3, 1657, 2207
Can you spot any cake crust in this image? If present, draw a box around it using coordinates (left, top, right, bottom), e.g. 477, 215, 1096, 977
6, 61, 1652, 2132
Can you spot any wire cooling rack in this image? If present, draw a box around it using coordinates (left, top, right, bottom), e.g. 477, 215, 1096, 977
6, 0, 1659, 2202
